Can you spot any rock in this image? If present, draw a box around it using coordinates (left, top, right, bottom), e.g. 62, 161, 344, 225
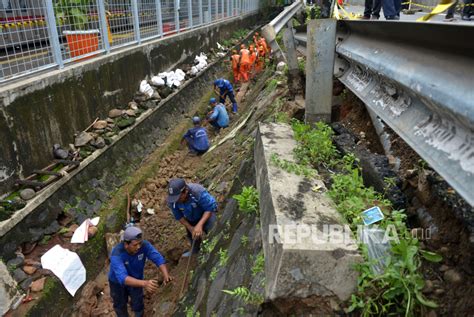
23, 259, 41, 268
104, 137, 113, 146
444, 269, 462, 284
125, 109, 136, 117
106, 118, 114, 123
439, 246, 449, 255
439, 264, 449, 272
88, 226, 98, 238
387, 155, 397, 166
19, 188, 36, 201
134, 93, 148, 103
13, 268, 27, 282
116, 117, 136, 129
93, 120, 108, 130
105, 232, 121, 257
422, 280, 434, 294
64, 224, 79, 238
151, 91, 161, 101
434, 288, 445, 295
91, 137, 106, 149
20, 277, 33, 291
108, 109, 123, 118
30, 277, 46, 292
157, 86, 173, 99
7, 255, 25, 269
276, 61, 287, 71
23, 265, 37, 275
75, 132, 94, 147
44, 220, 60, 235
146, 208, 155, 215
129, 101, 138, 110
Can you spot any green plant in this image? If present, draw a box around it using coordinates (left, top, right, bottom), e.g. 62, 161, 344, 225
271, 153, 317, 178
184, 306, 200, 317
251, 251, 265, 276
218, 248, 229, 267
54, 0, 92, 30
222, 286, 264, 305
232, 28, 249, 39
265, 79, 279, 93
240, 235, 249, 246
290, 120, 442, 316
292, 120, 339, 168
298, 58, 306, 74
275, 112, 290, 123
40, 235, 52, 246
209, 266, 218, 281
233, 186, 259, 215
58, 227, 70, 235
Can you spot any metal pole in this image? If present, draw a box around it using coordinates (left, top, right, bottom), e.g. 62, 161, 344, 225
44, 0, 63, 68
131, 0, 141, 44
215, 0, 218, 20
98, 0, 110, 52
175, 0, 180, 33
199, 0, 203, 25
221, 0, 224, 18
156, 0, 163, 37
188, 0, 193, 28
208, 0, 212, 22
305, 19, 336, 124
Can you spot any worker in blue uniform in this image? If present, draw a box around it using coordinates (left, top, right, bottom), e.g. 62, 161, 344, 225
108, 226, 173, 317
213, 78, 238, 113
182, 116, 210, 155
207, 97, 229, 131
167, 178, 217, 257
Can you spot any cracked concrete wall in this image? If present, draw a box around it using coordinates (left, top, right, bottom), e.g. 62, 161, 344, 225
0, 14, 260, 194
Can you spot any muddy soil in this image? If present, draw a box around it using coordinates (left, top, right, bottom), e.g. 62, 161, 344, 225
336, 88, 474, 316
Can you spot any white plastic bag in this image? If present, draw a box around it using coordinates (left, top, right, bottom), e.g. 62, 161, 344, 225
139, 80, 154, 97
151, 76, 165, 86
360, 227, 391, 275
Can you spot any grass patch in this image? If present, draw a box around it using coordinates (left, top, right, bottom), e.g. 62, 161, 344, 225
233, 186, 259, 215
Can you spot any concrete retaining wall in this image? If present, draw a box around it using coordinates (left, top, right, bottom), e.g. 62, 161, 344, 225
255, 122, 361, 313
0, 13, 259, 194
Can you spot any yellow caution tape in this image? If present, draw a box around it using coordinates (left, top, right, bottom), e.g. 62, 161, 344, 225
418, 0, 455, 21
333, 2, 356, 20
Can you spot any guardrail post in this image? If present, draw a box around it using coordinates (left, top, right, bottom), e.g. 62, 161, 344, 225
215, 0, 218, 19
221, 0, 224, 17
131, 0, 141, 44
208, 0, 212, 22
199, 0, 203, 25
283, 21, 303, 96
175, 0, 180, 33
261, 25, 286, 62
188, 0, 193, 28
44, 0, 64, 68
305, 19, 336, 124
156, 0, 163, 37
97, 0, 110, 53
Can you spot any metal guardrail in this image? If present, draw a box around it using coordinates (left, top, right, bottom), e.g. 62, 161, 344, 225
261, 0, 303, 61
296, 21, 474, 206
0, 0, 260, 83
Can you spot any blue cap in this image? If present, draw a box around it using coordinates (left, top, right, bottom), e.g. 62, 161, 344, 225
209, 97, 216, 104
192, 116, 201, 124
167, 178, 186, 203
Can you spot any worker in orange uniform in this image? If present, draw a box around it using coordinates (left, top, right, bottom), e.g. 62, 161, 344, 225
259, 37, 270, 59
239, 44, 251, 83
230, 49, 241, 84
253, 32, 260, 47
255, 43, 266, 73
248, 44, 257, 79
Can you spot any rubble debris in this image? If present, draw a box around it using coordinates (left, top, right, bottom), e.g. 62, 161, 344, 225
20, 188, 36, 201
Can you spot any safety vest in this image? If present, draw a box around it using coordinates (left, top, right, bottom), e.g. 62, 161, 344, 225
240, 49, 251, 64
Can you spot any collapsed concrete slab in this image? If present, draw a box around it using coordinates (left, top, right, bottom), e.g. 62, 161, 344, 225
255, 123, 361, 312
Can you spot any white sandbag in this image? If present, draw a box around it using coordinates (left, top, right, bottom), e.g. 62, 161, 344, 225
190, 66, 199, 75
175, 69, 186, 81
151, 76, 165, 86
217, 52, 226, 57
139, 80, 154, 97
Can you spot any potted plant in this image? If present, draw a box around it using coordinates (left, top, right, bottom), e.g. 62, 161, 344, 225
54, 0, 100, 59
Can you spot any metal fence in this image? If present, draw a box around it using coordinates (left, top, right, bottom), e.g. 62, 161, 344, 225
0, 0, 260, 83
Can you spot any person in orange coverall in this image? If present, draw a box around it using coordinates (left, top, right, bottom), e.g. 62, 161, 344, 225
230, 49, 240, 84
239, 44, 251, 82
248, 44, 257, 79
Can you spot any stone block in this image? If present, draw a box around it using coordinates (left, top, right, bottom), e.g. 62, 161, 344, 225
0, 261, 22, 316
255, 123, 362, 303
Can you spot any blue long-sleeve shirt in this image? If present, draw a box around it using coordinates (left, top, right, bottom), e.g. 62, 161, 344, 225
214, 78, 234, 94
168, 183, 217, 224
183, 127, 209, 151
108, 240, 165, 285
208, 104, 229, 128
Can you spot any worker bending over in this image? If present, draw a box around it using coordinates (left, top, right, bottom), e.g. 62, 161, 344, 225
182, 116, 209, 155
213, 78, 238, 113
207, 97, 229, 131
